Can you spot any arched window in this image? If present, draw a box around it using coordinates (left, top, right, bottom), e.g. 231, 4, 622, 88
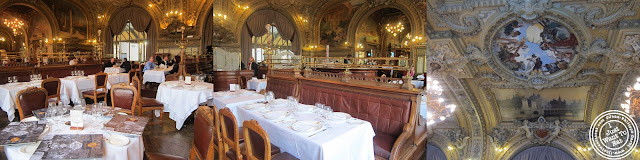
251, 24, 293, 63
113, 22, 147, 61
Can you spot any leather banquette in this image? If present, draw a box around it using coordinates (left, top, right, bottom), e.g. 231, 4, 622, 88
266, 75, 424, 160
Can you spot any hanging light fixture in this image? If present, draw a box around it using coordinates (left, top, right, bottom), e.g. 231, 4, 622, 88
425, 77, 457, 125
385, 22, 405, 36
4, 18, 24, 36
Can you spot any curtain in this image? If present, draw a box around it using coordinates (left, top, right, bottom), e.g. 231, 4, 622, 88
426, 144, 447, 160
512, 146, 574, 160
104, 7, 156, 58
240, 10, 301, 65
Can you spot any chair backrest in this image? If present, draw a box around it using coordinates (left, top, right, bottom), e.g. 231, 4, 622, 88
238, 76, 248, 89
166, 74, 179, 81
131, 76, 141, 94
128, 70, 136, 83
219, 108, 242, 160
41, 78, 61, 102
192, 106, 219, 160
15, 87, 47, 120
243, 119, 272, 160
95, 72, 108, 89
110, 84, 138, 114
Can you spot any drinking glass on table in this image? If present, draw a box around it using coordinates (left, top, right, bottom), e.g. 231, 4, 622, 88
179, 75, 184, 81
12, 76, 17, 83
315, 103, 325, 110
38, 74, 42, 80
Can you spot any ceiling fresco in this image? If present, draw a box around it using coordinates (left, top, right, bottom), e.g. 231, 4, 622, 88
492, 19, 579, 79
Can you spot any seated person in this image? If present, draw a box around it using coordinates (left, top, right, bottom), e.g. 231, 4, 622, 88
160, 56, 174, 66
105, 58, 116, 67
69, 57, 78, 65
143, 57, 156, 72
121, 58, 131, 73
169, 55, 181, 74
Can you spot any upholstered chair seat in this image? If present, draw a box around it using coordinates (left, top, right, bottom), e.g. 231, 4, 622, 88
15, 87, 47, 120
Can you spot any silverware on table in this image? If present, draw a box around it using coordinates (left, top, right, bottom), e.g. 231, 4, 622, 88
308, 128, 327, 138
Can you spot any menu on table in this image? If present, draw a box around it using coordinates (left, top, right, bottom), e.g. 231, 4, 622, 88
31, 108, 48, 119
102, 114, 150, 135
30, 134, 104, 160
0, 121, 46, 145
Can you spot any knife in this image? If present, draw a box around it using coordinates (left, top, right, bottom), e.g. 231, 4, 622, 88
308, 128, 327, 138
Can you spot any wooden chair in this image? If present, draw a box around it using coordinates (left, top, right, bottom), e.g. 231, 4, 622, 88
131, 76, 164, 124
189, 106, 223, 160
166, 74, 179, 81
82, 72, 108, 103
243, 120, 299, 160
15, 87, 47, 120
219, 108, 281, 160
238, 75, 248, 89
128, 70, 137, 84
219, 108, 244, 160
41, 78, 61, 103
110, 84, 138, 115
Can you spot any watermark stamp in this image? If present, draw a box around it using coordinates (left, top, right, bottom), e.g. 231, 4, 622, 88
590, 110, 639, 159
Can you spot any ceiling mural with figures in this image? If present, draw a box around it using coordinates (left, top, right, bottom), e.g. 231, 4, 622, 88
492, 19, 579, 78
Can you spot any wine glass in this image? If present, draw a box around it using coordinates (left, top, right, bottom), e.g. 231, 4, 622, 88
7, 77, 11, 83
81, 71, 85, 76
315, 103, 325, 110
12, 76, 17, 83
38, 74, 42, 80
179, 75, 184, 81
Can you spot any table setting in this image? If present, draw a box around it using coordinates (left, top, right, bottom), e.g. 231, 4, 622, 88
3, 101, 146, 160
60, 71, 128, 104
104, 67, 125, 74
212, 88, 265, 117
235, 94, 376, 160
143, 67, 172, 84
247, 77, 267, 92
0, 76, 48, 121
156, 80, 214, 130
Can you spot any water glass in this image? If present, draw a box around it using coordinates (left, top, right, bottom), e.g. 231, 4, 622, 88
12, 76, 17, 83
179, 75, 184, 81
315, 103, 325, 110
7, 77, 11, 83
37, 74, 42, 80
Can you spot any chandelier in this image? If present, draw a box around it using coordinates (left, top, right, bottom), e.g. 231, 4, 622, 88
385, 22, 404, 37
425, 77, 457, 125
4, 18, 24, 36
621, 77, 640, 116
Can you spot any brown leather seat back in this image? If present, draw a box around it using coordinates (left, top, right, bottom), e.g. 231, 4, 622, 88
111, 85, 137, 111
265, 77, 298, 99
243, 120, 271, 160
298, 81, 412, 138
166, 74, 179, 81
219, 108, 242, 159
42, 78, 60, 97
129, 71, 136, 83
96, 73, 108, 87
193, 106, 214, 158
16, 87, 47, 119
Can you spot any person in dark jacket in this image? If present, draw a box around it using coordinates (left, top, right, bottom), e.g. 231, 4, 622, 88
248, 57, 258, 77
169, 55, 181, 74
104, 58, 116, 67
121, 58, 131, 73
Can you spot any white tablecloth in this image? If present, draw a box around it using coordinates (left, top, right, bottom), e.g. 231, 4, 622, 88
105, 67, 125, 74
247, 79, 267, 92
236, 102, 375, 160
212, 90, 264, 117
411, 80, 424, 89
0, 82, 41, 121
156, 81, 214, 130
143, 68, 172, 84
61, 73, 129, 104
5, 115, 144, 160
